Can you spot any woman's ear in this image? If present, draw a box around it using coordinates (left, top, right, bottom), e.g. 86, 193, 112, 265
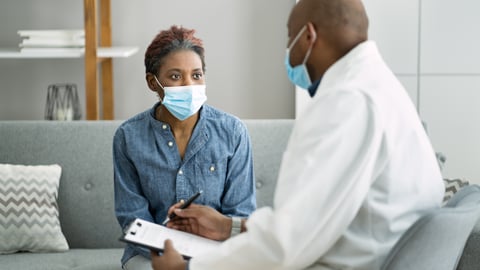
146, 73, 159, 92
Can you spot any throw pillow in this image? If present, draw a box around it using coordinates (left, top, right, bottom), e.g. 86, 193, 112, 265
0, 164, 69, 254
443, 178, 470, 205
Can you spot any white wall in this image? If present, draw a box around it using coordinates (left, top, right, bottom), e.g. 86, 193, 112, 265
0, 0, 296, 120
297, 0, 480, 183
418, 0, 480, 184
365, 0, 480, 184
2, 1, 478, 183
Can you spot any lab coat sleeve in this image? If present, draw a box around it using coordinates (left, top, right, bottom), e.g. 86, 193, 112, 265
190, 89, 384, 269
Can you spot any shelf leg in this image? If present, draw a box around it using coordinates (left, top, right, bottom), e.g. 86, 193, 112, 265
84, 0, 99, 120
100, 0, 114, 120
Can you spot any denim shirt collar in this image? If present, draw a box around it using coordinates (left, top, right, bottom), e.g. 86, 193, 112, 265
148, 102, 209, 163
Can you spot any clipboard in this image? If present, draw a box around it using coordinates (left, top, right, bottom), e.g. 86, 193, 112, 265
119, 218, 222, 259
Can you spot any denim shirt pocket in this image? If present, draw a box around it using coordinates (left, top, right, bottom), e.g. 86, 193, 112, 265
193, 157, 228, 209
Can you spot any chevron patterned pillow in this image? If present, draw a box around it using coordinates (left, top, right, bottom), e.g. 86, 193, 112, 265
0, 164, 69, 254
443, 178, 470, 205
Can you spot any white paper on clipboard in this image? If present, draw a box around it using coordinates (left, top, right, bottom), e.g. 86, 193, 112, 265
120, 218, 222, 259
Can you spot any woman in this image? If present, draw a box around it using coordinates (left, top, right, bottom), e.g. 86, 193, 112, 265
113, 25, 256, 270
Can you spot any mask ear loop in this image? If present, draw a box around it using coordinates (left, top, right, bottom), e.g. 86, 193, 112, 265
153, 76, 165, 89
302, 26, 317, 65
288, 25, 307, 51
153, 76, 164, 102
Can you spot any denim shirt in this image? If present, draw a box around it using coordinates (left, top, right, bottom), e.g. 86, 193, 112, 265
113, 103, 256, 265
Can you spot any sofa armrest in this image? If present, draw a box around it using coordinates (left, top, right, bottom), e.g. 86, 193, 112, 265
457, 221, 480, 270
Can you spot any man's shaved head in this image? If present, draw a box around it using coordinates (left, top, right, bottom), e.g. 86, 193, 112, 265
288, 0, 369, 54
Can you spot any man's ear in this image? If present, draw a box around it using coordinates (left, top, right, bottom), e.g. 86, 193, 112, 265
146, 73, 159, 92
306, 22, 317, 44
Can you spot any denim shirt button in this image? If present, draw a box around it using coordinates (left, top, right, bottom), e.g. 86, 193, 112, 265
162, 124, 168, 130
178, 169, 183, 175
168, 141, 174, 147
209, 165, 215, 172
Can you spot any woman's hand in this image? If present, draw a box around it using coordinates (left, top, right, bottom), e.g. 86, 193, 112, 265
166, 199, 185, 217
166, 203, 232, 241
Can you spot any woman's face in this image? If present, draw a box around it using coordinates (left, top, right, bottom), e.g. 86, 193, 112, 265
157, 50, 205, 88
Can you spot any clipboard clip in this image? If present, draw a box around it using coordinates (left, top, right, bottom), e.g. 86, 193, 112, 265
123, 219, 143, 235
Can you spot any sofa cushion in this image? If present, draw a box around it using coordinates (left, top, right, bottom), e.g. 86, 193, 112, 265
1, 248, 123, 270
0, 163, 69, 254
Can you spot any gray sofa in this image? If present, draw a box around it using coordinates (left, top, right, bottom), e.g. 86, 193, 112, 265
0, 120, 478, 270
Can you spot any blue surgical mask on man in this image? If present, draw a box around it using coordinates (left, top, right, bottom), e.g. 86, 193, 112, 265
154, 76, 207, 121
285, 25, 316, 91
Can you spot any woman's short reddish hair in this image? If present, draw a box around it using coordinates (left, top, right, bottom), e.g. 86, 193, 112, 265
144, 25, 205, 75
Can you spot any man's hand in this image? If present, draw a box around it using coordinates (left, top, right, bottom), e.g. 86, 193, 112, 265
151, 240, 186, 270
167, 204, 232, 241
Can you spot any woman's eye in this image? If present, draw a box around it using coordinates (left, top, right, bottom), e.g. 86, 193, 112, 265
170, 74, 181, 80
193, 73, 203, 80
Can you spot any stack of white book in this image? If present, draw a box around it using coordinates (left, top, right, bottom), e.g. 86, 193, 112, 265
18, 29, 85, 54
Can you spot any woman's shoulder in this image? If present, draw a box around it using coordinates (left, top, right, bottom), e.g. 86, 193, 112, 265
202, 104, 244, 125
116, 108, 151, 134
203, 104, 240, 122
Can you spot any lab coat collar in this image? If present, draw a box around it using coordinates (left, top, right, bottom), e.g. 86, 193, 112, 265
317, 40, 380, 95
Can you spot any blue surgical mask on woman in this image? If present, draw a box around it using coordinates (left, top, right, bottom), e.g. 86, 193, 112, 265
154, 76, 207, 120
285, 25, 316, 90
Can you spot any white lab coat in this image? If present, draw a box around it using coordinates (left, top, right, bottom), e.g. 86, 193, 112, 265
190, 41, 445, 270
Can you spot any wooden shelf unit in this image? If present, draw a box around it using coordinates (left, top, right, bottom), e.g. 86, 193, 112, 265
0, 47, 138, 58
0, 0, 138, 120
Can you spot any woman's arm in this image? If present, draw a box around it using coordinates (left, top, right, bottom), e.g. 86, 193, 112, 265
220, 120, 257, 216
113, 127, 155, 257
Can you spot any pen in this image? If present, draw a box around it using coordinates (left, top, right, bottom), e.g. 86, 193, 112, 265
162, 190, 203, 225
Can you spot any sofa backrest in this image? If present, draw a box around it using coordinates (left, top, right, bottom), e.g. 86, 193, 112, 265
0, 121, 124, 249
0, 119, 294, 249
244, 119, 293, 208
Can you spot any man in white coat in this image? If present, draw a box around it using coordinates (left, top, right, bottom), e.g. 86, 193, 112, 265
151, 0, 445, 269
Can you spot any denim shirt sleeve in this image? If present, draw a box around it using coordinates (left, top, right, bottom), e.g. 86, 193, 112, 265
220, 120, 256, 217
113, 126, 153, 259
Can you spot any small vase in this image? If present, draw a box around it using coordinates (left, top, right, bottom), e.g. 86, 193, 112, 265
45, 83, 82, 121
